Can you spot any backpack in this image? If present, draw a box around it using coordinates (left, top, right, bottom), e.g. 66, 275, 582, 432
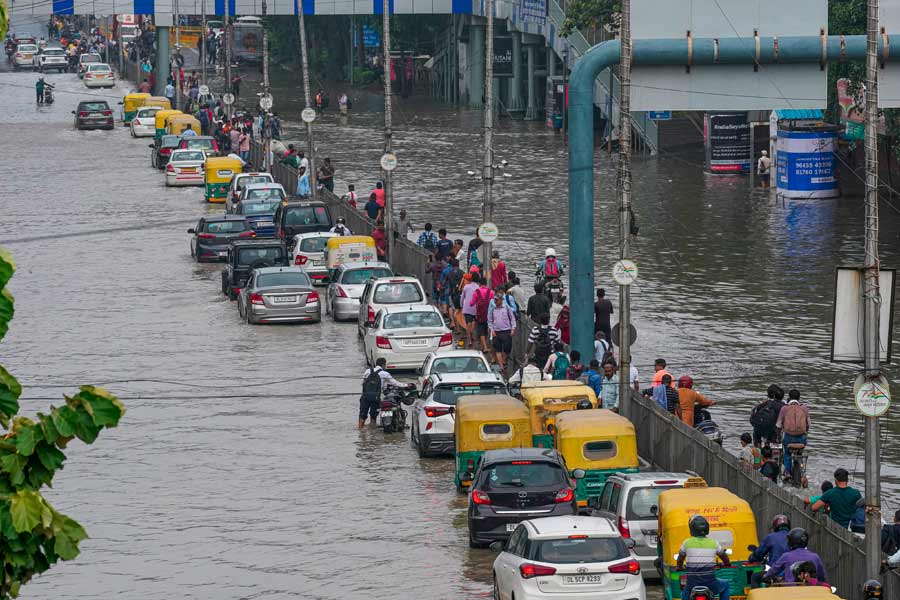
750, 400, 779, 428
552, 352, 570, 380
534, 326, 553, 360
544, 257, 560, 277
781, 403, 807, 435
422, 232, 436, 251
362, 368, 382, 399
883, 524, 900, 556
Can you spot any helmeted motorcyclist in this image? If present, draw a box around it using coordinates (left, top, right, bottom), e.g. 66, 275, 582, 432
748, 514, 791, 588
536, 247, 565, 281
676, 515, 731, 600
763, 527, 827, 584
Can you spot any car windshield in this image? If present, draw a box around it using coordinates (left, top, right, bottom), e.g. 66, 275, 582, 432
81, 54, 100, 62
383, 311, 443, 329
298, 237, 331, 252
43, 49, 65, 56
430, 356, 489, 375
256, 272, 310, 288
482, 462, 567, 489
239, 201, 279, 216
79, 102, 109, 111
431, 383, 506, 406
341, 268, 393, 285
172, 151, 204, 162
18, 45, 37, 52
236, 175, 272, 190
237, 247, 284, 265
246, 188, 284, 201
627, 486, 679, 520
185, 138, 214, 150
88, 64, 110, 72
532, 538, 627, 564
373, 282, 423, 304
161, 136, 181, 148
284, 206, 329, 226
137, 108, 160, 118
203, 220, 247, 234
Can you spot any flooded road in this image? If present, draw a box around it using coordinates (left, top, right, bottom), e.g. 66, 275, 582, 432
0, 13, 897, 600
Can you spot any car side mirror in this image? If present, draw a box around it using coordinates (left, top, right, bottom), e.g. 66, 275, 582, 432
187, 228, 195, 234
572, 468, 586, 480
725, 548, 733, 556
673, 553, 681, 562
460, 472, 474, 483
489, 541, 506, 553
624, 538, 636, 549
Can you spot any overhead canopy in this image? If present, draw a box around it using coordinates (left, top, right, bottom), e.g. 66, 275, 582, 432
774, 109, 825, 120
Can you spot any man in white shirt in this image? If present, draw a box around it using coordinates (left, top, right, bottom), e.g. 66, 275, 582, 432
509, 358, 549, 385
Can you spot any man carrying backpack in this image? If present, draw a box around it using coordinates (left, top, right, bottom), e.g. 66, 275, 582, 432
537, 247, 565, 284
470, 276, 494, 353
359, 357, 401, 429
416, 222, 438, 253
750, 384, 785, 446
528, 313, 559, 369
776, 389, 810, 479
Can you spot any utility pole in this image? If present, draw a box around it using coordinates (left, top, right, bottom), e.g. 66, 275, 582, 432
298, 4, 317, 190
117, 15, 123, 74
175, 0, 182, 110
481, 0, 494, 284
262, 0, 271, 172
200, 0, 207, 86
224, 0, 232, 118
863, 0, 882, 580
382, 0, 395, 260
350, 16, 355, 86
616, 0, 633, 414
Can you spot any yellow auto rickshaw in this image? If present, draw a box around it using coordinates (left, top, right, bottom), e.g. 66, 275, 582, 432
122, 92, 151, 124
154, 109, 183, 141
166, 114, 201, 136
454, 395, 530, 493
325, 236, 377, 275
747, 589, 843, 600
204, 156, 243, 203
142, 95, 172, 110
519, 380, 597, 448
554, 409, 639, 507
658, 482, 762, 600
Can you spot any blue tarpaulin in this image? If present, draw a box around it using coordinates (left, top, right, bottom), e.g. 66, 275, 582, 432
775, 109, 825, 120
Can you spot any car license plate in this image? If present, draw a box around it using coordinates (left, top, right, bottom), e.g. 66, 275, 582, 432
273, 296, 297, 303
182, 167, 196, 173
378, 411, 392, 419
96, 74, 106, 78
505, 523, 518, 532
403, 339, 429, 347
563, 574, 603, 585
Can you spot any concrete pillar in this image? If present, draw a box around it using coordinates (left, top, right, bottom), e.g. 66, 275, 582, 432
469, 22, 484, 108
155, 26, 171, 97
507, 31, 524, 111
525, 44, 537, 120
548, 45, 556, 78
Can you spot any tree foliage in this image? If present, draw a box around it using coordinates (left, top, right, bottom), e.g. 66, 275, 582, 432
0, 248, 124, 598
560, 0, 619, 38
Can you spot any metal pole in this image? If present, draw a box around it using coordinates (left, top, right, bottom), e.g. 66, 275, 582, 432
298, 5, 317, 190
616, 0, 632, 413
262, 0, 270, 172
482, 3, 494, 284
864, 0, 882, 580
175, 0, 182, 110
749, 123, 755, 189
383, 0, 394, 260
607, 67, 613, 153
105, 16, 110, 63
117, 15, 123, 74
224, 1, 232, 118
350, 15, 354, 86
201, 0, 206, 86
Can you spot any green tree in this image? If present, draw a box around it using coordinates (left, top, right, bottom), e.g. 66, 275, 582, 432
0, 247, 124, 598
559, 0, 619, 37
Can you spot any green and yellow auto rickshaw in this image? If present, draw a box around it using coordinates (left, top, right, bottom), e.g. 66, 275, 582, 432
519, 380, 597, 448
204, 156, 243, 203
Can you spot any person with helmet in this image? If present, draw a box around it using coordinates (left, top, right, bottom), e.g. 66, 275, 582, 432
676, 375, 715, 427
791, 561, 830, 587
576, 399, 592, 410
863, 579, 884, 600
536, 248, 565, 283
763, 527, 827, 584
748, 515, 792, 588
329, 217, 352, 236
676, 515, 732, 600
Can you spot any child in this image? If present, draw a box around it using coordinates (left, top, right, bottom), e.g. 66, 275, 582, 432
759, 446, 780, 482
739, 432, 761, 470
804, 481, 834, 512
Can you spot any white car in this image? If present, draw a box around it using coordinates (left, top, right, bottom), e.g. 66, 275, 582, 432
131, 106, 161, 137
292, 231, 337, 285
416, 348, 493, 390
165, 149, 206, 186
227, 172, 275, 211
13, 44, 38, 69
325, 261, 393, 321
84, 63, 115, 88
77, 53, 102, 78
363, 305, 452, 370
239, 182, 286, 204
412, 371, 507, 457
492, 516, 645, 600
357, 276, 428, 336
34, 47, 67, 72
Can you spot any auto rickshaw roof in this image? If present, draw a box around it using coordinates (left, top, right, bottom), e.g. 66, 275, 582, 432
124, 92, 151, 100
455, 395, 530, 420
206, 156, 244, 168
747, 588, 843, 600
326, 235, 375, 248
555, 409, 636, 436
520, 380, 597, 404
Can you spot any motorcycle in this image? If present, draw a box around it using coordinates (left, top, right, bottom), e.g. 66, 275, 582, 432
785, 441, 808, 488
378, 384, 417, 434
43, 85, 54, 105
694, 408, 723, 445
534, 264, 566, 304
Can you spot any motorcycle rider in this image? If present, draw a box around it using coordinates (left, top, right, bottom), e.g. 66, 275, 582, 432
748, 515, 792, 588
763, 527, 827, 584
676, 514, 731, 600
359, 357, 402, 429
536, 248, 565, 288
776, 388, 810, 481
329, 217, 352, 236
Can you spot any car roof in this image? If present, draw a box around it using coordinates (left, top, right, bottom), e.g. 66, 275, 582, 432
482, 447, 562, 464
235, 172, 273, 179
609, 472, 691, 484
280, 200, 327, 208
183, 135, 215, 141
88, 63, 111, 68
204, 215, 247, 222
427, 372, 503, 385
294, 231, 338, 240
430, 349, 487, 360
370, 276, 420, 284
78, 99, 110, 106
377, 304, 440, 316
230, 240, 285, 248
523, 516, 618, 539
338, 261, 392, 271
252, 266, 308, 275
244, 182, 285, 191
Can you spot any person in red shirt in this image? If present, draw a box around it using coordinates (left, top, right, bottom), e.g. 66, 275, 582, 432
372, 223, 387, 260
371, 182, 385, 207
651, 358, 674, 387
490, 250, 508, 289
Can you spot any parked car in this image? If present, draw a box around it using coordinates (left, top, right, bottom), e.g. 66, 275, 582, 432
130, 106, 161, 137
77, 52, 102, 77
291, 232, 338, 285
34, 46, 67, 72
234, 199, 280, 238
412, 372, 507, 457
188, 215, 253, 262
273, 201, 332, 247
178, 135, 219, 158
237, 266, 320, 324
221, 240, 289, 300
150, 134, 183, 169
325, 261, 393, 322
466, 448, 583, 548
12, 43, 38, 69
83, 63, 115, 88
363, 305, 452, 370
239, 182, 286, 205
165, 149, 206, 186
227, 172, 275, 211
492, 516, 644, 600
416, 349, 493, 390
589, 472, 692, 575
356, 276, 428, 336
73, 100, 114, 130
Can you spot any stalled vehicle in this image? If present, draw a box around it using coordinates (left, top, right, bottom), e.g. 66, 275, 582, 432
416, 349, 493, 390
227, 172, 275, 210
324, 235, 377, 275
363, 305, 452, 370
221, 240, 288, 300
234, 199, 280, 238
519, 380, 598, 448
165, 149, 206, 186
77, 52, 101, 77
13, 44, 38, 69
188, 215, 253, 262
205, 156, 243, 203
291, 232, 338, 285
83, 63, 116, 88
166, 115, 201, 136
237, 267, 321, 324
179, 135, 219, 157
150, 134, 183, 169
73, 100, 114, 130
356, 276, 428, 336
130, 106, 161, 137
142, 96, 172, 110
34, 46, 67, 72
325, 261, 393, 321
273, 201, 333, 246
153, 109, 183, 140
238, 182, 286, 204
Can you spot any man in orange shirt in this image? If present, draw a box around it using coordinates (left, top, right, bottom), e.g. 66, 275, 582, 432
676, 375, 714, 426
651, 358, 674, 387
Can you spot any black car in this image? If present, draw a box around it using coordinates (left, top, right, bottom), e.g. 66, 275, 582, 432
188, 215, 253, 262
221, 240, 289, 300
273, 201, 332, 247
72, 100, 114, 130
149, 134, 183, 169
466, 448, 582, 548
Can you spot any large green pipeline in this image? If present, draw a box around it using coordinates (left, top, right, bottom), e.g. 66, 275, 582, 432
567, 34, 897, 361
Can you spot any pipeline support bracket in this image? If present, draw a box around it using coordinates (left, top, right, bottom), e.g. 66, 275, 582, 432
753, 29, 760, 72
686, 30, 692, 73
820, 28, 827, 71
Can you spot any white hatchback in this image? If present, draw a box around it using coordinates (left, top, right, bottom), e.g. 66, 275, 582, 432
131, 106, 161, 137
492, 516, 645, 600
363, 305, 452, 370
292, 231, 338, 285
357, 276, 428, 337
416, 348, 492, 390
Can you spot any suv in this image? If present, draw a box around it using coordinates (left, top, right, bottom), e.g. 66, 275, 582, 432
34, 47, 67, 72
356, 276, 428, 336
227, 172, 275, 210
412, 372, 507, 458
466, 448, 583, 548
188, 215, 252, 262
273, 201, 332, 247
221, 240, 288, 300
73, 100, 114, 130
589, 472, 692, 575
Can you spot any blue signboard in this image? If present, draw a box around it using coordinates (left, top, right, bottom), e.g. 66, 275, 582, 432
353, 24, 381, 48
648, 111, 671, 120
519, 0, 546, 25
776, 129, 840, 199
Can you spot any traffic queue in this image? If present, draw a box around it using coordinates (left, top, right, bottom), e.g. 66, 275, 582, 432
101, 91, 854, 600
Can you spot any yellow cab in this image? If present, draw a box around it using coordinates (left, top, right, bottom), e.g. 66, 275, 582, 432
519, 380, 597, 448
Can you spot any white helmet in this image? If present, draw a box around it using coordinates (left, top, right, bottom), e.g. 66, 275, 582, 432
545, 247, 556, 258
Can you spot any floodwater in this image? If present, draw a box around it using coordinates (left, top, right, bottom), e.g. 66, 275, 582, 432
0, 13, 898, 600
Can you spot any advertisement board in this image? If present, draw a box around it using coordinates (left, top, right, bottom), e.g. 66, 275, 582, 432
493, 36, 513, 77
776, 129, 839, 198
704, 112, 750, 173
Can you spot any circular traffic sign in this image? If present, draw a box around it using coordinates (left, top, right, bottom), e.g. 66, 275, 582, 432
301, 108, 317, 123
222, 92, 235, 105
611, 323, 637, 347
199, 84, 210, 96
612, 259, 638, 286
259, 93, 274, 111
380, 153, 398, 172
477, 222, 499, 242
855, 376, 891, 417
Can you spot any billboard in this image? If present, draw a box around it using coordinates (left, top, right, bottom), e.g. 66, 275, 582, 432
493, 36, 513, 77
837, 78, 865, 140
776, 128, 839, 198
704, 112, 750, 173
831, 268, 896, 363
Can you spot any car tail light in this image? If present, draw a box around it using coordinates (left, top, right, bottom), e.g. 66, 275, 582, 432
608, 559, 640, 575
249, 293, 264, 305
471, 490, 491, 505
467, 459, 475, 471
679, 574, 688, 590
555, 488, 574, 503
101, 110, 112, 116
197, 233, 216, 239
519, 563, 556, 579
367, 305, 375, 325
618, 516, 631, 539
85, 72, 92, 78
306, 291, 319, 303
335, 285, 348, 298
14, 52, 21, 57
295, 254, 309, 265
653, 480, 679, 485
166, 164, 175, 173
238, 231, 256, 238
438, 333, 453, 347
511, 461, 533, 465
78, 111, 88, 117
376, 336, 391, 349
161, 148, 171, 155
425, 406, 452, 418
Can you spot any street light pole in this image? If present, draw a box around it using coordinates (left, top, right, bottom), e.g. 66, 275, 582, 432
175, 0, 182, 110
201, 0, 207, 86
481, 0, 494, 284
616, 0, 633, 413
262, 0, 271, 172
382, 0, 394, 260
224, 0, 232, 118
298, 3, 317, 191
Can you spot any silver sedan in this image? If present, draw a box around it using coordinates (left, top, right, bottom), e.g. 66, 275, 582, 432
237, 267, 321, 324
